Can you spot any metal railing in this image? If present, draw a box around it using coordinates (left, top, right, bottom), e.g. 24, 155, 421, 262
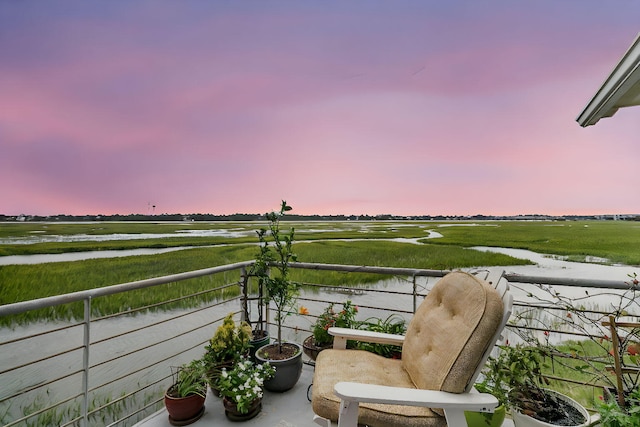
0, 262, 638, 426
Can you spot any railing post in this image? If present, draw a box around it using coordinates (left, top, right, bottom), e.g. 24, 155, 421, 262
412, 274, 417, 313
81, 297, 91, 427
240, 267, 249, 322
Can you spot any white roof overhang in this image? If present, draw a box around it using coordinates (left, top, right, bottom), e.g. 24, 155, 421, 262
577, 32, 640, 127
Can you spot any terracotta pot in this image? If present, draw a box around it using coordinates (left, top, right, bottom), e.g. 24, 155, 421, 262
222, 396, 262, 421
164, 387, 205, 426
302, 335, 332, 361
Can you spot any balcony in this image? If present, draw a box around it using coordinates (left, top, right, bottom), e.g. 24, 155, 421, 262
1, 261, 637, 426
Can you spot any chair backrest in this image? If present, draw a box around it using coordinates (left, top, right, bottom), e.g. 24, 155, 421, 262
401, 270, 512, 394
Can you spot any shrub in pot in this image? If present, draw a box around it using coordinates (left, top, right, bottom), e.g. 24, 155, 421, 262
201, 313, 252, 394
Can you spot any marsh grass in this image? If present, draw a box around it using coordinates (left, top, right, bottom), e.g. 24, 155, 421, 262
0, 239, 530, 325
542, 339, 616, 409
0, 245, 254, 325
10, 387, 161, 427
2, 220, 638, 325
426, 221, 640, 265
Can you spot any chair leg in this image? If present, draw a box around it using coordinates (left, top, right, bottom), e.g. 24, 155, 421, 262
337, 399, 359, 427
313, 414, 333, 427
443, 408, 469, 427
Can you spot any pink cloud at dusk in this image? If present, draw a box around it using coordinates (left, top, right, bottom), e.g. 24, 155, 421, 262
1, 1, 639, 217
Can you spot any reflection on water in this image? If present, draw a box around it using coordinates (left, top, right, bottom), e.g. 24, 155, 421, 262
0, 247, 195, 265
0, 229, 252, 245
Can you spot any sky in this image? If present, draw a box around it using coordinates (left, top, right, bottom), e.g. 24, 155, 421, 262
1, 1, 639, 217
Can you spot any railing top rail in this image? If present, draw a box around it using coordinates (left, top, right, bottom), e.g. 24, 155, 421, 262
2, 260, 637, 318
0, 260, 254, 317
289, 261, 451, 277
504, 273, 638, 291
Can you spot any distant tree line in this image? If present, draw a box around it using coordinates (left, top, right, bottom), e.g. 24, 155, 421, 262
1, 213, 638, 222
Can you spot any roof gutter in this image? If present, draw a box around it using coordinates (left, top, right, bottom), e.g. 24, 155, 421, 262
576, 32, 640, 127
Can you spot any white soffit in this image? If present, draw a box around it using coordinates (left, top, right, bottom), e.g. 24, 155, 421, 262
577, 32, 640, 127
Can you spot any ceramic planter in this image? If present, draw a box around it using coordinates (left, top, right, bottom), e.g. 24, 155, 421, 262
511, 389, 589, 427
164, 387, 206, 426
302, 335, 332, 361
255, 342, 303, 392
464, 404, 506, 427
249, 330, 270, 362
222, 396, 262, 421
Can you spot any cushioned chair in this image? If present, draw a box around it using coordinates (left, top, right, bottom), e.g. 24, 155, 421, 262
311, 270, 513, 427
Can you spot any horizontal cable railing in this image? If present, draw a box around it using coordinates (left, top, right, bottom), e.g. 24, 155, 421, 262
0, 262, 253, 427
1, 261, 638, 425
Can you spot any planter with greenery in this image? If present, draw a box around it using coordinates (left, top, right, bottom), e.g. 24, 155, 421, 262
597, 387, 640, 427
253, 201, 304, 392
354, 313, 406, 359
246, 242, 271, 361
464, 343, 510, 427
164, 359, 208, 426
509, 273, 640, 409
496, 344, 589, 427
301, 300, 358, 361
217, 357, 275, 421
202, 313, 252, 395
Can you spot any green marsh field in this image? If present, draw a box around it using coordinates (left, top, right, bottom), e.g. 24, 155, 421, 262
2, 219, 640, 414
1, 219, 639, 325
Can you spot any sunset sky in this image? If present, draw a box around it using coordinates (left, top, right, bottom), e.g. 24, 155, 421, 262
2, 1, 639, 217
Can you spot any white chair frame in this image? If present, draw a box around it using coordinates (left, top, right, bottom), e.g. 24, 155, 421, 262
312, 269, 513, 427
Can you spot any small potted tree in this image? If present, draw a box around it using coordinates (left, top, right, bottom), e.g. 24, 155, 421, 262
254, 201, 304, 392
164, 359, 207, 425
202, 313, 252, 395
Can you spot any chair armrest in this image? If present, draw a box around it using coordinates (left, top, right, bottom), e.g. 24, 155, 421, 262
334, 382, 498, 412
328, 327, 404, 349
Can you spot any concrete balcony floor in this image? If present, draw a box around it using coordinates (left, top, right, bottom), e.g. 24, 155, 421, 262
134, 362, 516, 427
136, 363, 319, 427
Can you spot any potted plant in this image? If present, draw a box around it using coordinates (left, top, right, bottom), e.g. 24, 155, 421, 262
245, 244, 271, 361
464, 346, 511, 427
217, 356, 275, 421
253, 200, 304, 392
497, 344, 589, 427
164, 359, 207, 426
597, 387, 640, 427
202, 313, 252, 395
509, 272, 640, 408
302, 300, 358, 361
354, 313, 406, 358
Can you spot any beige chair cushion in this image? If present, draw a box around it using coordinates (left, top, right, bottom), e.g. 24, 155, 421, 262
402, 271, 504, 393
311, 271, 504, 427
312, 349, 446, 427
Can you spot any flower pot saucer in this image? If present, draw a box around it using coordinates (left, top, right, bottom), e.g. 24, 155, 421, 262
168, 406, 205, 426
